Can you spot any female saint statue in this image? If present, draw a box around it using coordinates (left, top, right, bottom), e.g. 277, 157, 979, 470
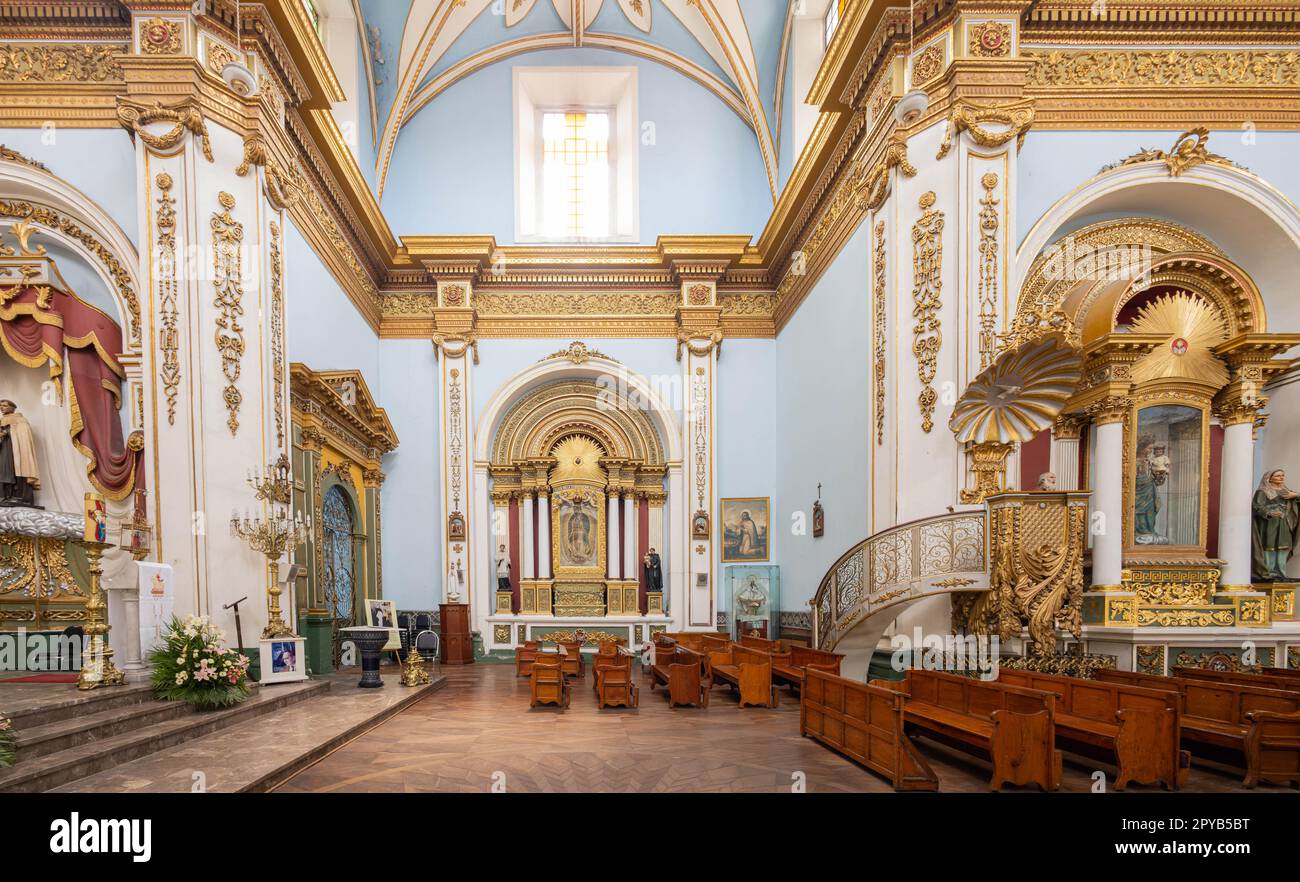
1252, 469, 1300, 582
1133, 436, 1164, 542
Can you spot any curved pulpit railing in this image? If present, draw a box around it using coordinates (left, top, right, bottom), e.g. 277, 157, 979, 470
811, 511, 988, 652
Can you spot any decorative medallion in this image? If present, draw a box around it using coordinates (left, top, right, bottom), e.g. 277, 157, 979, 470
441, 283, 465, 307
140, 18, 182, 55
912, 42, 945, 86
969, 21, 1011, 58
155, 173, 180, 426
210, 192, 245, 436
542, 341, 610, 364
688, 283, 711, 305
911, 192, 944, 433
1102, 127, 1239, 178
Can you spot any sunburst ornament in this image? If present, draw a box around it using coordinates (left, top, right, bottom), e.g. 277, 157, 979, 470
1129, 290, 1229, 386
949, 337, 1082, 444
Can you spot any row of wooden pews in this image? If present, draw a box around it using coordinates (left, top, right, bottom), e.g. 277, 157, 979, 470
648, 633, 846, 709
802, 663, 1300, 791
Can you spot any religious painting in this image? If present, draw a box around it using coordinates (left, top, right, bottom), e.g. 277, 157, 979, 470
721, 497, 769, 562
366, 598, 401, 652
1132, 404, 1202, 548
556, 490, 601, 569
692, 510, 710, 540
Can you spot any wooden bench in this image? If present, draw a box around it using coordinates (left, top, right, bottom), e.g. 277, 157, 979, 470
649, 646, 710, 708
1174, 666, 1300, 694
801, 668, 938, 791
773, 645, 845, 693
738, 634, 785, 654
997, 668, 1187, 790
708, 643, 779, 708
515, 644, 539, 678
874, 669, 1062, 791
595, 655, 639, 709
557, 641, 585, 679
1098, 669, 1300, 788
659, 632, 730, 675
529, 654, 570, 708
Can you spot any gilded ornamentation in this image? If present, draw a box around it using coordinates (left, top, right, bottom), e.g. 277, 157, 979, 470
474, 291, 680, 316
446, 366, 465, 546
950, 337, 1081, 445
958, 441, 1014, 505
537, 630, 625, 647
206, 40, 238, 76
1122, 565, 1221, 607
270, 221, 286, 451
1136, 646, 1166, 675
1001, 653, 1117, 679
0, 145, 47, 171
0, 43, 122, 82
912, 42, 945, 85
432, 332, 479, 365
116, 99, 214, 162
211, 192, 245, 436
542, 341, 610, 364
0, 199, 140, 345
687, 283, 711, 305
441, 283, 466, 306
235, 138, 306, 211
969, 22, 1011, 58
859, 137, 918, 212
1137, 607, 1235, 627
1025, 49, 1300, 89
936, 100, 1035, 160
1102, 127, 1238, 177
691, 367, 709, 514
140, 18, 182, 55
155, 173, 180, 426
976, 174, 1001, 370
911, 191, 944, 433
873, 220, 886, 445
1129, 290, 1230, 386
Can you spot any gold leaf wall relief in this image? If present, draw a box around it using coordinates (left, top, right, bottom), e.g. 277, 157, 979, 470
270, 221, 286, 451
873, 221, 887, 445
155, 173, 181, 426
911, 192, 944, 433
211, 192, 245, 436
977, 173, 1000, 370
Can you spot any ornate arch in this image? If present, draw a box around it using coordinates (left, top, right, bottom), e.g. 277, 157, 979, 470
491, 379, 666, 468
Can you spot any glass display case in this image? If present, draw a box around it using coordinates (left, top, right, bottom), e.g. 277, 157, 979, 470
727, 565, 780, 641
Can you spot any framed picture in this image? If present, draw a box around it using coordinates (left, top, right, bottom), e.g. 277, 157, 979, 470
720, 497, 770, 562
365, 598, 401, 652
258, 636, 308, 685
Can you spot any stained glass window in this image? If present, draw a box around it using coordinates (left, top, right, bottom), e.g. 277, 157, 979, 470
541, 111, 611, 240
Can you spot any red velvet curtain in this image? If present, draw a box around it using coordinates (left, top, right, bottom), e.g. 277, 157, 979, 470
0, 284, 140, 500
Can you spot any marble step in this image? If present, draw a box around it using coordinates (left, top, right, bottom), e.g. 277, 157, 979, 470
15, 697, 194, 761
5, 682, 157, 730
0, 679, 329, 793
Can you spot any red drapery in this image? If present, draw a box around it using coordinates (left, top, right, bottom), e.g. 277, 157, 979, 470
0, 284, 141, 500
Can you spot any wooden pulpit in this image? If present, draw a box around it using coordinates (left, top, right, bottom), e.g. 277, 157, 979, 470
439, 603, 473, 665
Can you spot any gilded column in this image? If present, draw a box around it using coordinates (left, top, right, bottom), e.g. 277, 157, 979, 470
677, 278, 721, 630
1088, 398, 1129, 589
432, 278, 477, 612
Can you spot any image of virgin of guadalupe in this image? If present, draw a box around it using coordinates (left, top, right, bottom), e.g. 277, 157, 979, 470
1252, 469, 1300, 582
562, 501, 596, 566
1133, 436, 1165, 543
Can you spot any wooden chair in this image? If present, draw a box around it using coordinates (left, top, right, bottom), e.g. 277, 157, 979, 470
515, 644, 539, 678
558, 641, 585, 679
596, 655, 639, 709
650, 646, 709, 708
530, 653, 570, 708
591, 644, 620, 692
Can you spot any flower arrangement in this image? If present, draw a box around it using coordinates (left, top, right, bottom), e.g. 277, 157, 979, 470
149, 615, 251, 710
0, 714, 14, 768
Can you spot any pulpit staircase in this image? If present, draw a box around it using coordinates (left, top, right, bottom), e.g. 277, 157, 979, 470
810, 511, 989, 681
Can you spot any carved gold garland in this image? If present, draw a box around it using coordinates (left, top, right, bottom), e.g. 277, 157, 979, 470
936, 100, 1035, 161
911, 192, 944, 434
1101, 127, 1239, 177
977, 173, 999, 370
270, 220, 286, 451
859, 137, 918, 213
211, 191, 245, 437
1024, 49, 1300, 88
154, 172, 180, 426
873, 220, 886, 446
116, 99, 214, 163
0, 43, 123, 82
236, 137, 307, 211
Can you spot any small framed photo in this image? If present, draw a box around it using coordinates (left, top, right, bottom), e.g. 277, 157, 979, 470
366, 598, 401, 652
258, 636, 308, 685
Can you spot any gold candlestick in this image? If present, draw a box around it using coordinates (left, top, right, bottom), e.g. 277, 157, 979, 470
77, 540, 125, 690
231, 454, 308, 639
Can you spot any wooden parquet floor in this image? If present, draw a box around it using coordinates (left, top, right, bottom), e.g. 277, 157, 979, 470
274, 663, 1263, 794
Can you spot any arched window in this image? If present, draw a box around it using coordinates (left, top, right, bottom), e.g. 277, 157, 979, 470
322, 486, 356, 664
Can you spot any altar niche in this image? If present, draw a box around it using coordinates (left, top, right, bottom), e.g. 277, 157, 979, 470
487, 378, 668, 621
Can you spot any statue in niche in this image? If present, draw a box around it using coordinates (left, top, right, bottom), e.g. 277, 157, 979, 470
496, 544, 511, 593
1133, 435, 1166, 543
0, 400, 40, 508
1252, 469, 1300, 582
643, 547, 662, 591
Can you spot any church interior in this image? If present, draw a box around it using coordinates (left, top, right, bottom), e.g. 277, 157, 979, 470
3, 0, 1300, 820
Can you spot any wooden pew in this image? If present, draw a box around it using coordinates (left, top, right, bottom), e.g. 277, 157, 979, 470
530, 654, 570, 708
595, 655, 639, 709
997, 668, 1187, 790
515, 644, 539, 678
1261, 667, 1300, 681
660, 632, 730, 675
1097, 669, 1300, 788
801, 668, 938, 791
649, 646, 709, 708
708, 643, 780, 708
773, 645, 845, 693
739, 634, 785, 654
1174, 666, 1300, 694
874, 669, 1062, 791
557, 641, 585, 679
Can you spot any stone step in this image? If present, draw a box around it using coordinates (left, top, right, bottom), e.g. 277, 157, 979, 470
4, 682, 156, 730
0, 679, 328, 793
14, 697, 194, 761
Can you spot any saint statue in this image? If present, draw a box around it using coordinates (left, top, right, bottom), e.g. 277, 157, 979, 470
0, 400, 40, 508
1252, 469, 1300, 582
496, 544, 512, 593
1133, 436, 1164, 542
643, 547, 662, 591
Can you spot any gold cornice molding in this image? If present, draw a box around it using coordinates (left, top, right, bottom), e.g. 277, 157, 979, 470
289, 362, 398, 464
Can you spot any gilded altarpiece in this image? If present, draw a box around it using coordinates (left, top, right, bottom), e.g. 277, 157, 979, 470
549, 436, 609, 617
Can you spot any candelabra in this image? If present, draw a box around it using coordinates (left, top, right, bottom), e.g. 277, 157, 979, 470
77, 540, 126, 690
231, 454, 308, 639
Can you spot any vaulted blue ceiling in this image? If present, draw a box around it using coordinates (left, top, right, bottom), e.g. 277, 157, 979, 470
357, 0, 794, 203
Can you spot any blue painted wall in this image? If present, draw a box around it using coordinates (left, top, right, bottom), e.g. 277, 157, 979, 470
382, 48, 771, 242
0, 127, 139, 248
773, 219, 871, 607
